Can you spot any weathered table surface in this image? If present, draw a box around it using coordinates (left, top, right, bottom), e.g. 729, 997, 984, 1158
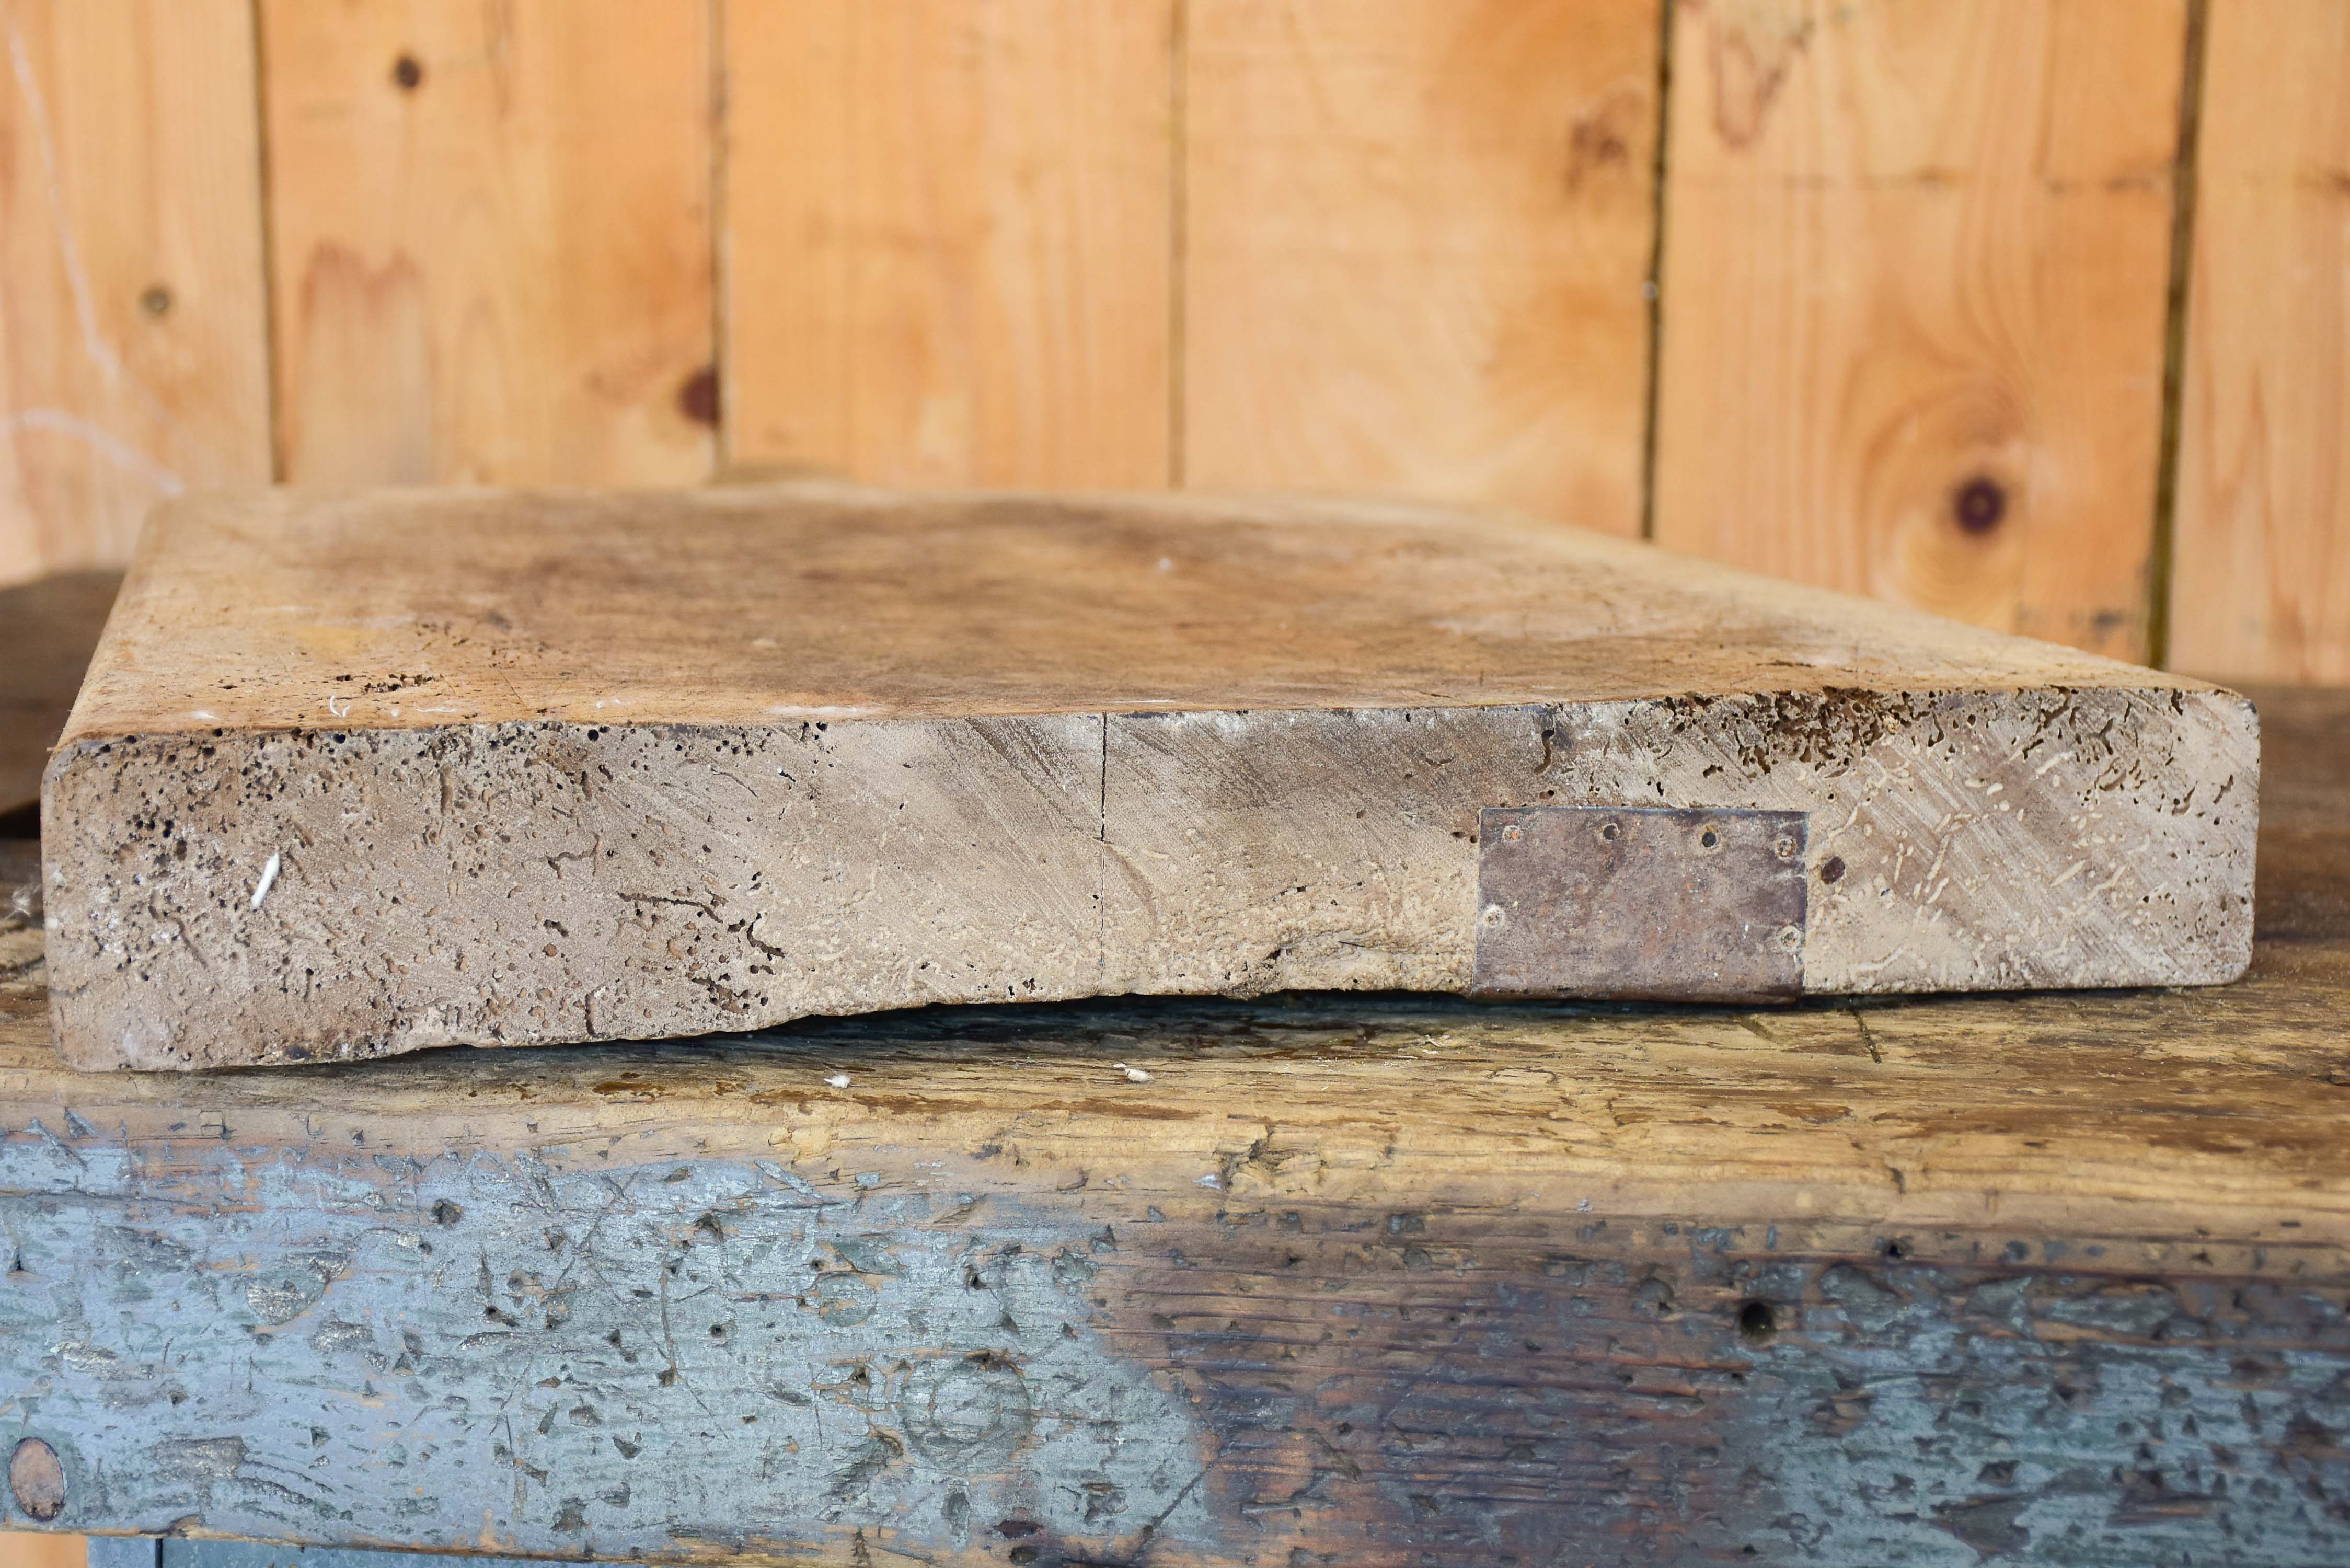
0, 681, 2346, 1566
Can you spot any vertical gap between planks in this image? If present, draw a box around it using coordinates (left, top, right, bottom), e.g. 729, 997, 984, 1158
250, 0, 287, 483
707, 0, 729, 477
1166, 0, 1189, 490
2147, 0, 2210, 670
1636, 0, 1676, 543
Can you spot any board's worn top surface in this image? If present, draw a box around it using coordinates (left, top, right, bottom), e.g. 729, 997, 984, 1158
65, 485, 2166, 730
42, 486, 2258, 1069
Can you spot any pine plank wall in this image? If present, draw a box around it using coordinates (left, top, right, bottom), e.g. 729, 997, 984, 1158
1, 0, 2345, 685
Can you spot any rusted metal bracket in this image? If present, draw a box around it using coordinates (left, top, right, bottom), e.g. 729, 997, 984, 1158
1471, 806, 1808, 1001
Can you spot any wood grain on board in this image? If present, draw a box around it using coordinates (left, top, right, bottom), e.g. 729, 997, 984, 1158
0, 0, 271, 586
259, 0, 713, 486
721, 0, 1173, 487
2171, 0, 2350, 682
1183, 0, 1660, 532
39, 485, 2253, 1071
1653, 0, 2186, 660
0, 689, 2345, 1561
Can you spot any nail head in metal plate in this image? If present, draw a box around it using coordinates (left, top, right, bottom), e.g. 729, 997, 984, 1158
1471, 806, 1810, 1001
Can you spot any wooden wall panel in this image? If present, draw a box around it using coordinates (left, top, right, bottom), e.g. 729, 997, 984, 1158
10, 2, 2344, 682
0, 1535, 80, 1568
1183, 0, 1661, 536
1652, 0, 2186, 661
261, 0, 713, 487
722, 0, 1173, 487
0, 0, 270, 585
2172, 0, 2350, 682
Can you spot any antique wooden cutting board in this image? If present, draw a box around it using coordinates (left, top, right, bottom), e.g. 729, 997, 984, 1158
41, 485, 2255, 1070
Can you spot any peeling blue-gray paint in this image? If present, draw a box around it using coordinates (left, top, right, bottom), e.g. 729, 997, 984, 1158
2, 1125, 2348, 1564
0, 1138, 1209, 1558
1741, 1266, 2350, 1563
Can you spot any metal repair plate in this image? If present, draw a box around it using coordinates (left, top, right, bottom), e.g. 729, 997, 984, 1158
1472, 806, 1809, 1001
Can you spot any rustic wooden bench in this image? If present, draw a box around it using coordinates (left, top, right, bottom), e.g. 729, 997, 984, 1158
2, 581, 2346, 1564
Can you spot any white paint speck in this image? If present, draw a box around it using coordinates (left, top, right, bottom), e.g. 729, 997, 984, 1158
1196, 1173, 1222, 1190
766, 703, 883, 720
249, 852, 281, 909
1112, 1062, 1153, 1083
825, 1073, 850, 1089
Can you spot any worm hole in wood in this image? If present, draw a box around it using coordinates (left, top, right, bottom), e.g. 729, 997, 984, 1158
392, 54, 424, 91
1737, 1300, 1778, 1344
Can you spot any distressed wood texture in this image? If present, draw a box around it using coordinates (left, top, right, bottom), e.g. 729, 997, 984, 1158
2171, 0, 2350, 682
40, 485, 2255, 1071
1653, 0, 2186, 661
0, 690, 2346, 1563
721, 0, 1173, 487
259, 0, 714, 486
0, 0, 272, 584
1183, 0, 1660, 532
